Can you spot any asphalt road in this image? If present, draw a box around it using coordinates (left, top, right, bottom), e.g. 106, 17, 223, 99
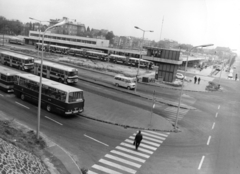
1, 44, 240, 174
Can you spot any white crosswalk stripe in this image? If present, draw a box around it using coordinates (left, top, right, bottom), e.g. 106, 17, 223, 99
110, 150, 146, 163
105, 154, 141, 168
92, 164, 122, 174
89, 130, 170, 174
136, 132, 166, 140
120, 142, 154, 154
125, 139, 157, 151
99, 159, 137, 174
129, 136, 160, 147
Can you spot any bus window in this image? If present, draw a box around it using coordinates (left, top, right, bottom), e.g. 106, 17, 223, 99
68, 71, 78, 76
7, 76, 14, 82
68, 91, 83, 103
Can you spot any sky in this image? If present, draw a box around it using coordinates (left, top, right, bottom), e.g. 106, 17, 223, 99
0, 0, 240, 52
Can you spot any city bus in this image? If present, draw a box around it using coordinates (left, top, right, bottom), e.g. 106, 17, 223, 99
34, 60, 78, 84
49, 45, 69, 54
128, 57, 154, 69
14, 73, 84, 115
85, 51, 108, 61
0, 51, 34, 71
108, 54, 127, 64
0, 66, 22, 92
9, 37, 25, 45
67, 48, 86, 56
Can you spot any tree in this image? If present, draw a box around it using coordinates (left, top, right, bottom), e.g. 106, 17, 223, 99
87, 26, 90, 32
105, 31, 115, 44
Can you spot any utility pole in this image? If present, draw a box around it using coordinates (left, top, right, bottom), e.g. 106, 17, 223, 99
159, 16, 164, 42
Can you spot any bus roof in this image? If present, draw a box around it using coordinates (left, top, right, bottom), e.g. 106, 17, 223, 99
34, 60, 78, 72
87, 51, 108, 55
70, 48, 84, 51
17, 73, 82, 92
36, 43, 48, 46
109, 54, 126, 58
129, 57, 151, 62
0, 66, 22, 76
50, 45, 69, 49
0, 51, 34, 60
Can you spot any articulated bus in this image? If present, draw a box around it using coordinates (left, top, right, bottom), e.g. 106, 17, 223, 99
67, 48, 86, 56
34, 60, 78, 84
14, 73, 84, 115
85, 51, 108, 61
0, 51, 34, 71
9, 37, 25, 45
108, 54, 128, 64
0, 66, 22, 92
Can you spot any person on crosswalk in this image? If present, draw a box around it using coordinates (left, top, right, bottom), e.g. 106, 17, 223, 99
134, 131, 143, 150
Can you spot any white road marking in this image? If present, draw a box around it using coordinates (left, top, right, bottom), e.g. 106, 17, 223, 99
105, 154, 141, 168
87, 170, 98, 174
207, 136, 211, 145
218, 105, 220, 109
116, 146, 150, 158
92, 164, 122, 174
212, 122, 215, 130
144, 130, 169, 137
120, 143, 153, 154
15, 102, 30, 109
198, 156, 205, 170
129, 136, 160, 147
84, 134, 109, 147
110, 150, 146, 163
99, 159, 137, 173
132, 135, 163, 143
135, 132, 166, 140
215, 112, 218, 118
125, 139, 157, 150
45, 116, 63, 126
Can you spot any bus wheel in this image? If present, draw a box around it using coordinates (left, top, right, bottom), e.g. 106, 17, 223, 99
21, 94, 25, 101
127, 86, 131, 90
46, 105, 51, 112
115, 83, 119, 87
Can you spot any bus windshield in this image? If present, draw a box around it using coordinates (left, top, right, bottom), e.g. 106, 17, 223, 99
25, 59, 34, 64
68, 71, 78, 76
68, 91, 83, 103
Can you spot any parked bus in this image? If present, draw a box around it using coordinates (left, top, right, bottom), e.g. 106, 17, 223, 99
49, 45, 69, 54
9, 37, 25, 45
128, 57, 154, 69
85, 51, 108, 61
0, 66, 22, 92
67, 48, 86, 56
108, 54, 127, 64
34, 60, 78, 84
0, 51, 34, 71
14, 73, 84, 115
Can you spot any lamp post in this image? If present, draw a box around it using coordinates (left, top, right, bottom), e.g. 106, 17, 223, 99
134, 26, 153, 92
30, 18, 68, 139
174, 44, 214, 130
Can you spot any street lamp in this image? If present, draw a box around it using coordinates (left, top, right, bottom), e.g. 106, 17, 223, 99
174, 44, 214, 130
134, 26, 153, 92
32, 18, 68, 139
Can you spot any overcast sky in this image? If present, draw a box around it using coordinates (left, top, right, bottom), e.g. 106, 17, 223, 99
1, 0, 240, 51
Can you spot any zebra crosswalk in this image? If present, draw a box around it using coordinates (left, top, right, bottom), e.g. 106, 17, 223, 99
88, 130, 170, 174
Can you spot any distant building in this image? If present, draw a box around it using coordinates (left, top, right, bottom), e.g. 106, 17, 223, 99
49, 17, 86, 36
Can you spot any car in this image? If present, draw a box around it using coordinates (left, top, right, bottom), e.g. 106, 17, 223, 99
176, 73, 184, 80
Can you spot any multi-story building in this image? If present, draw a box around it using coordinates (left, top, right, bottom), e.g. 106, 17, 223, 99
49, 17, 86, 36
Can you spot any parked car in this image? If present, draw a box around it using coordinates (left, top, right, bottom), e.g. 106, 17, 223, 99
176, 73, 184, 80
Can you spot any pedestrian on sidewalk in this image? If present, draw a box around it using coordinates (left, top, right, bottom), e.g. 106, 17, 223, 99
235, 74, 238, 81
198, 77, 201, 84
194, 76, 197, 84
134, 131, 143, 150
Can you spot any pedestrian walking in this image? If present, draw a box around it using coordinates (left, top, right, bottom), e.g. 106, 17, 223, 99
235, 74, 238, 81
134, 131, 143, 150
198, 77, 201, 84
194, 76, 197, 84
